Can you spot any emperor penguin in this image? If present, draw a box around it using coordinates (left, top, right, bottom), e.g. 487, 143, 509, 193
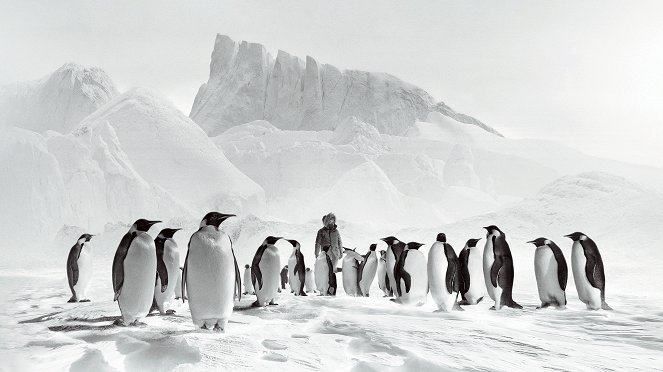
377, 250, 390, 297
174, 267, 183, 300
287, 240, 307, 296
458, 238, 485, 305
428, 233, 462, 312
564, 232, 612, 310
182, 212, 241, 331
380, 236, 405, 297
394, 242, 428, 306
357, 244, 378, 297
342, 247, 365, 296
66, 234, 94, 303
314, 246, 337, 296
152, 228, 181, 314
482, 226, 522, 310
112, 219, 161, 325
305, 268, 316, 293
252, 236, 283, 306
527, 238, 568, 309
243, 264, 254, 295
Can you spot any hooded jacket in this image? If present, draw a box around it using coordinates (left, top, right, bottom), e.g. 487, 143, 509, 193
315, 224, 343, 262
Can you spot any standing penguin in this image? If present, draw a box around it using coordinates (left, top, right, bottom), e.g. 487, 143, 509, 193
174, 267, 183, 300
287, 240, 307, 296
458, 238, 484, 305
377, 250, 390, 297
358, 244, 378, 297
482, 226, 522, 310
381, 236, 405, 297
66, 234, 94, 303
314, 246, 337, 296
565, 232, 612, 310
428, 233, 462, 312
182, 212, 241, 331
394, 242, 428, 306
342, 248, 365, 296
280, 265, 289, 292
112, 219, 161, 325
243, 264, 254, 295
304, 268, 316, 293
252, 236, 283, 306
527, 238, 568, 309
152, 228, 181, 315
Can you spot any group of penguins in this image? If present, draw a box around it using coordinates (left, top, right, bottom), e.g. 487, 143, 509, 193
65, 212, 612, 331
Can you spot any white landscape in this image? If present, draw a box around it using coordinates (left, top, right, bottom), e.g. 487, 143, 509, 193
1, 3, 663, 372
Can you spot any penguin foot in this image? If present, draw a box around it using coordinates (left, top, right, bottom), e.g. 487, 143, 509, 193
213, 324, 225, 332
507, 302, 523, 309
537, 303, 550, 310
300, 292, 307, 296
601, 301, 613, 311
453, 303, 465, 311
67, 297, 77, 303
268, 300, 278, 306
251, 300, 261, 308
130, 320, 147, 327
79, 299, 91, 303
458, 300, 470, 306
165, 309, 176, 315
113, 319, 126, 326
489, 306, 496, 311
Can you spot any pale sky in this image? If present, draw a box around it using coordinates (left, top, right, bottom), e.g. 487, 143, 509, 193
1, 0, 661, 167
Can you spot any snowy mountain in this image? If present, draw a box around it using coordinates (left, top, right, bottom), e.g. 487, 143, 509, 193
0, 63, 118, 133
190, 34, 500, 137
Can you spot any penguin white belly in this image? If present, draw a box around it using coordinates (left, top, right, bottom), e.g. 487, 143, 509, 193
187, 231, 235, 328
398, 251, 428, 306
154, 243, 180, 314
288, 255, 301, 294
255, 247, 280, 306
465, 249, 485, 304
305, 271, 316, 292
342, 256, 360, 296
428, 244, 455, 311
73, 249, 92, 300
572, 243, 602, 309
483, 240, 496, 301
314, 255, 329, 295
118, 234, 156, 323
386, 248, 397, 297
534, 247, 565, 307
359, 255, 377, 296
378, 260, 388, 295
174, 269, 182, 299
244, 268, 254, 294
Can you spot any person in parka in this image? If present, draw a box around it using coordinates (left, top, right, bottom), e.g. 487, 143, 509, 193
315, 213, 343, 270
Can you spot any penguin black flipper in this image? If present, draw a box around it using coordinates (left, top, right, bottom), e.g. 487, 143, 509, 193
458, 248, 471, 296
444, 244, 460, 295
67, 244, 81, 293
155, 239, 168, 291
295, 250, 306, 295
490, 255, 503, 289
548, 241, 568, 291
232, 247, 242, 302
581, 240, 605, 292
112, 232, 136, 301
394, 250, 411, 296
252, 244, 267, 291
181, 235, 193, 303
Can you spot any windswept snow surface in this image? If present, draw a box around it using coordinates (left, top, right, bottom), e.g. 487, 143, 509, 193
1, 172, 662, 371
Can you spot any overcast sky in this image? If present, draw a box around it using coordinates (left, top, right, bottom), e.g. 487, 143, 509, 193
1, 0, 661, 167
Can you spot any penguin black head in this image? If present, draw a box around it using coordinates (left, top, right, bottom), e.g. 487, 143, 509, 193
201, 212, 236, 228
380, 236, 400, 246
244, 264, 250, 269
564, 232, 587, 241
158, 228, 181, 239
483, 225, 503, 236
369, 244, 377, 251
286, 239, 300, 248
264, 236, 282, 246
132, 219, 161, 232
77, 233, 94, 243
465, 238, 482, 248
306, 268, 311, 272
527, 237, 551, 247
436, 233, 447, 243
406, 242, 424, 250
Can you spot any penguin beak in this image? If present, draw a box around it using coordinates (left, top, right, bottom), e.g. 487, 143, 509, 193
483, 226, 490, 231
563, 234, 572, 239
526, 239, 536, 244
149, 220, 162, 226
